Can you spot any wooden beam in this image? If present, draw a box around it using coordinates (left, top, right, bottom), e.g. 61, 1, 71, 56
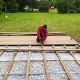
42, 52, 51, 80
0, 48, 80, 51
56, 52, 73, 80
0, 51, 4, 56
26, 45, 31, 80
2, 51, 17, 80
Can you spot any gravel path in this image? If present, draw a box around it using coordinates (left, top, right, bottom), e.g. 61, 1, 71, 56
73, 52, 80, 60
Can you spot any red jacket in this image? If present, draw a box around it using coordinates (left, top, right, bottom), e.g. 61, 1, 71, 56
36, 25, 48, 42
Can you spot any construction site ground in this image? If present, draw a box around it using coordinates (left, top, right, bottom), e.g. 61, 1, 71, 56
0, 32, 80, 80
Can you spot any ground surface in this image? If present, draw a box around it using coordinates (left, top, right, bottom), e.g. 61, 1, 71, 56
0, 11, 80, 39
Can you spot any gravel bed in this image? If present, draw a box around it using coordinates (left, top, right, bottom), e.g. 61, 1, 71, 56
30, 61, 45, 74
64, 61, 80, 73
47, 61, 65, 73
31, 46, 41, 49
30, 52, 43, 61
15, 52, 28, 61
43, 46, 53, 49
19, 45, 29, 49
66, 46, 76, 49
10, 61, 26, 75
0, 62, 10, 75
44, 52, 59, 60
54, 46, 65, 49
0, 45, 7, 48
50, 73, 68, 80
0, 76, 3, 80
58, 52, 74, 60
71, 73, 80, 80
73, 52, 80, 60
8, 75, 26, 80
30, 75, 46, 80
0, 51, 14, 61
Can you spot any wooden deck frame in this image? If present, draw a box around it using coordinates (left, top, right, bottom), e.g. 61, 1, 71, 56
56, 51, 73, 80
64, 45, 80, 65
2, 51, 17, 80
0, 51, 4, 56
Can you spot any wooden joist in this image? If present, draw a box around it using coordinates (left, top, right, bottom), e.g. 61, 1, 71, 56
42, 52, 51, 80
0, 51, 4, 56
2, 51, 17, 80
0, 48, 80, 51
26, 45, 31, 80
56, 52, 73, 80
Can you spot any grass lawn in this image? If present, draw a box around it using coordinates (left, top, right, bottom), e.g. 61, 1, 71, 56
0, 11, 80, 39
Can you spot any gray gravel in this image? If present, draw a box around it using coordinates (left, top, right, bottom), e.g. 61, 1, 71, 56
73, 52, 80, 60
66, 46, 76, 49
0, 46, 6, 48
30, 61, 45, 74
54, 46, 65, 49
30, 52, 43, 61
30, 75, 46, 80
19, 46, 29, 49
64, 61, 80, 73
0, 62, 10, 75
47, 61, 65, 73
0, 76, 2, 80
15, 52, 28, 61
58, 52, 74, 60
43, 46, 53, 49
10, 61, 26, 75
44, 52, 59, 60
7, 75, 26, 80
71, 73, 80, 80
0, 51, 14, 61
50, 73, 68, 80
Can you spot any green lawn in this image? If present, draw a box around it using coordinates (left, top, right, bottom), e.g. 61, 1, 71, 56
0, 11, 80, 39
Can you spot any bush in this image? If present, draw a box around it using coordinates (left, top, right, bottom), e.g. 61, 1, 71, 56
38, 1, 50, 12
76, 8, 80, 13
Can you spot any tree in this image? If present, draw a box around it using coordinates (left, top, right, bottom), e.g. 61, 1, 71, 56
4, 0, 19, 12
27, 0, 37, 12
38, 0, 50, 12
0, 0, 4, 14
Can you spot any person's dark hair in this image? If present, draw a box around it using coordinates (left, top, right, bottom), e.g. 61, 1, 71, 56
43, 24, 47, 29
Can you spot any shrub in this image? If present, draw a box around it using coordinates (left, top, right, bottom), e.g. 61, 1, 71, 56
76, 8, 80, 13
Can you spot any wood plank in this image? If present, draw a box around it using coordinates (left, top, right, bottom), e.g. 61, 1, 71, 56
56, 52, 73, 80
42, 52, 51, 80
0, 48, 80, 51
26, 45, 31, 80
0, 51, 4, 56
2, 51, 17, 80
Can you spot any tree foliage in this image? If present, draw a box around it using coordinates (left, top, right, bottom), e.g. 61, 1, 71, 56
0, 0, 4, 14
